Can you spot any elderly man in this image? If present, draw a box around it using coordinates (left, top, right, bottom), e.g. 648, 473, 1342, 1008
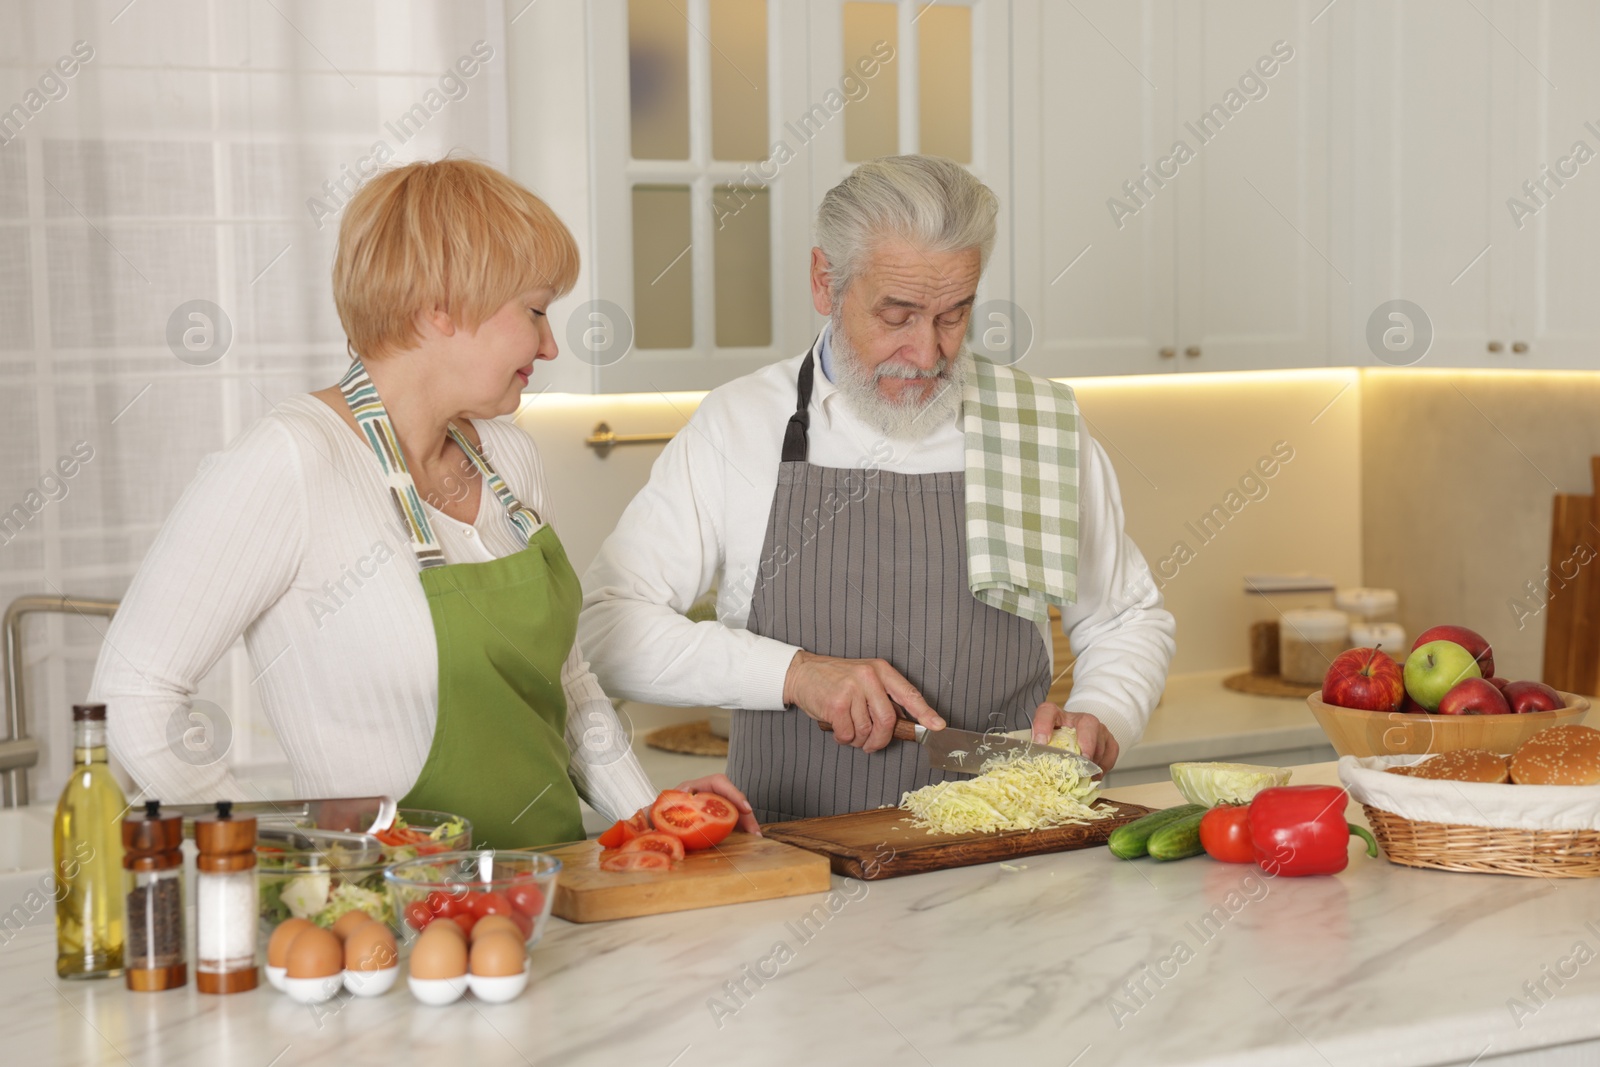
581, 155, 1175, 822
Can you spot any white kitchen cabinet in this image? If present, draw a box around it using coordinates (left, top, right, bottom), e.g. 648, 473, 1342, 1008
1011, 0, 1179, 378
1502, 0, 1600, 370
1337, 0, 1517, 370
1015, 0, 1330, 378
1174, 1, 1330, 372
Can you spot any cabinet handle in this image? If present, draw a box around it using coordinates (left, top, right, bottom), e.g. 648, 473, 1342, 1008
1158, 346, 1175, 358
1512, 341, 1529, 354
1184, 345, 1201, 358
1487, 340, 1503, 353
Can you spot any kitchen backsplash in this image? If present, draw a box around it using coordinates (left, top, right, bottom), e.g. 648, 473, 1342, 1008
515, 367, 1367, 677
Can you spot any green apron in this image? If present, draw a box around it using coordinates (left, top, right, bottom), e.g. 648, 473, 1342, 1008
339, 359, 585, 849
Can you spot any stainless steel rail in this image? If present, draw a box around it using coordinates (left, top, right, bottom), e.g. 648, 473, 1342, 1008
2, 594, 119, 808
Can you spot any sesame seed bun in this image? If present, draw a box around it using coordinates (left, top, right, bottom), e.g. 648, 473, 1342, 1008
1510, 725, 1600, 786
1397, 749, 1510, 784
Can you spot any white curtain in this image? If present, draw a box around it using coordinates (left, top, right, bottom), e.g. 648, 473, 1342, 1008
1, 0, 507, 803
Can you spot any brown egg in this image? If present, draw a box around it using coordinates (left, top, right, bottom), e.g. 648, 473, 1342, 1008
267, 918, 314, 969
331, 910, 376, 941
284, 925, 343, 979
343, 920, 398, 972
430, 915, 467, 940
469, 931, 527, 978
409, 925, 468, 979
469, 915, 521, 943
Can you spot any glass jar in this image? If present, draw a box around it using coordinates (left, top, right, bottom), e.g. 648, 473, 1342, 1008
1334, 587, 1399, 624
1279, 609, 1350, 685
194, 801, 258, 994
122, 799, 185, 991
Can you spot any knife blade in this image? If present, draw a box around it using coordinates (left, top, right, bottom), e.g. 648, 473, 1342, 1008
817, 719, 1103, 779
163, 796, 398, 836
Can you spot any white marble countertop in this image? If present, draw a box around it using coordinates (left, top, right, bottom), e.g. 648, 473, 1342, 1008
9, 762, 1600, 1066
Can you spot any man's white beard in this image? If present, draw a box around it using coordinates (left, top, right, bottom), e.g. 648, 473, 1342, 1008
830, 317, 970, 442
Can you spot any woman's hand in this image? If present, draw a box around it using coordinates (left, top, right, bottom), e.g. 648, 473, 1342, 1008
675, 773, 762, 835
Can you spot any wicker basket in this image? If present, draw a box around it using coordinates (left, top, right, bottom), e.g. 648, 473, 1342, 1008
1362, 804, 1600, 878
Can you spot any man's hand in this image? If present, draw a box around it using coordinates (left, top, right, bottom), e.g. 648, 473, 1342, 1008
1030, 703, 1120, 771
675, 773, 762, 835
783, 650, 945, 752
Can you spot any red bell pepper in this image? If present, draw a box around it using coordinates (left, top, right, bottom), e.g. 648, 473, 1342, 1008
1247, 785, 1378, 877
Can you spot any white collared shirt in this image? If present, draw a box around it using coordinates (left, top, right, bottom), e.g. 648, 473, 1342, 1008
579, 330, 1176, 749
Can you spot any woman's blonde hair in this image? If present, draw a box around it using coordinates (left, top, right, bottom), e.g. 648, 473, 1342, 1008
332, 158, 580, 359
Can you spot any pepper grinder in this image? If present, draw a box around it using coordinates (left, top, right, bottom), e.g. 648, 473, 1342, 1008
194, 800, 258, 994
122, 799, 186, 991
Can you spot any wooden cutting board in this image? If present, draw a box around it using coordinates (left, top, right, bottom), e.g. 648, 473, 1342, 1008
1542, 458, 1600, 695
762, 799, 1157, 880
543, 832, 832, 923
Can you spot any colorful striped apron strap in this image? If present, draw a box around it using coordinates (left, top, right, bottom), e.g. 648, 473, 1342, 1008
338, 358, 541, 567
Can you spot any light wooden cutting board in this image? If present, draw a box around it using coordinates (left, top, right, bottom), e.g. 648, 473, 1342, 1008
543, 832, 832, 923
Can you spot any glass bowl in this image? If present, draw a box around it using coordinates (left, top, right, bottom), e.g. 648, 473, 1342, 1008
384, 850, 560, 948
256, 808, 471, 938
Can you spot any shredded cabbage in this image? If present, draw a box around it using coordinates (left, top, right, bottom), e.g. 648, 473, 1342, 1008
900, 750, 1110, 835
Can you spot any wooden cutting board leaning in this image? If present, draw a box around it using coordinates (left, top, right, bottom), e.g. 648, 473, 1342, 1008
540, 832, 832, 923
762, 799, 1157, 880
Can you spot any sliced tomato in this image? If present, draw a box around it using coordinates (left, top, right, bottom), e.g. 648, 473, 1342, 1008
650, 790, 739, 852
472, 891, 514, 919
506, 882, 546, 917
597, 808, 654, 849
620, 831, 686, 862
404, 901, 434, 931
1200, 805, 1254, 864
599, 850, 672, 873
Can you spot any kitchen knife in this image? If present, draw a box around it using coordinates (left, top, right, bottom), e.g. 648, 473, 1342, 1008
817, 719, 1103, 779
163, 796, 398, 836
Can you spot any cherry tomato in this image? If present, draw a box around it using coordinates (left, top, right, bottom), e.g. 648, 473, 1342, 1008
599, 850, 671, 873
620, 831, 686, 862
506, 909, 534, 939
451, 912, 477, 937
650, 790, 739, 852
1200, 805, 1255, 864
426, 888, 468, 919
506, 882, 546, 917
472, 891, 514, 919
404, 901, 434, 931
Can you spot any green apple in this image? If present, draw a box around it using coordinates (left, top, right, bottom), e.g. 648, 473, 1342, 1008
1403, 640, 1484, 711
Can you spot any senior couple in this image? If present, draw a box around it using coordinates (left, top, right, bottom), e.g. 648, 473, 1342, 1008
92, 155, 1175, 848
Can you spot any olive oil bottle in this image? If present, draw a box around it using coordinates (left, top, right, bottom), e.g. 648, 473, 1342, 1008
54, 704, 126, 979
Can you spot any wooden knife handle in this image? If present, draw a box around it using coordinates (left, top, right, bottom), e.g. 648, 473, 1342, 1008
815, 717, 922, 742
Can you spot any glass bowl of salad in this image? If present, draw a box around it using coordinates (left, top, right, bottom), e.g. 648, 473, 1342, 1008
256, 809, 470, 938
385, 850, 560, 948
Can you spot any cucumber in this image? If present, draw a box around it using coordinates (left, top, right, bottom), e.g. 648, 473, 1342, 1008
1147, 808, 1209, 861
1107, 804, 1207, 859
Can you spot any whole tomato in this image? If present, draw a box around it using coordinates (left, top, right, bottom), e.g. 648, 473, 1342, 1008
1200, 805, 1254, 864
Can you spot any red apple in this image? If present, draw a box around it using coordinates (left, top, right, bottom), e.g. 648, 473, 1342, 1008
1486, 676, 1511, 693
1411, 625, 1494, 680
1503, 680, 1563, 714
1322, 647, 1406, 712
1436, 677, 1512, 716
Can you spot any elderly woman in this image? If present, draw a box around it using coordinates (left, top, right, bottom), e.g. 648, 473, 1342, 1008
89, 159, 754, 849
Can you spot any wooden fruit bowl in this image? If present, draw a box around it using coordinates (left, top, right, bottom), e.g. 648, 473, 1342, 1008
1307, 691, 1591, 757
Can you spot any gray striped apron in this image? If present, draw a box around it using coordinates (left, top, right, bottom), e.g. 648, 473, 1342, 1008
730, 348, 1053, 822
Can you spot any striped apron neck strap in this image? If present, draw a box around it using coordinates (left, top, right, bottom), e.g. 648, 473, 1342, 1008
338, 359, 540, 568
444, 424, 543, 540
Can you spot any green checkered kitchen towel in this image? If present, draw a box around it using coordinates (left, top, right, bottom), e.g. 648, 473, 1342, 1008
961, 357, 1080, 623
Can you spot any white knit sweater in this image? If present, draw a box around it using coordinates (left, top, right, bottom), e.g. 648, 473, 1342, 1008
88, 394, 657, 821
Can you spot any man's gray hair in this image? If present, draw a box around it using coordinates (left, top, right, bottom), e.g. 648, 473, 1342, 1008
814, 155, 999, 302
